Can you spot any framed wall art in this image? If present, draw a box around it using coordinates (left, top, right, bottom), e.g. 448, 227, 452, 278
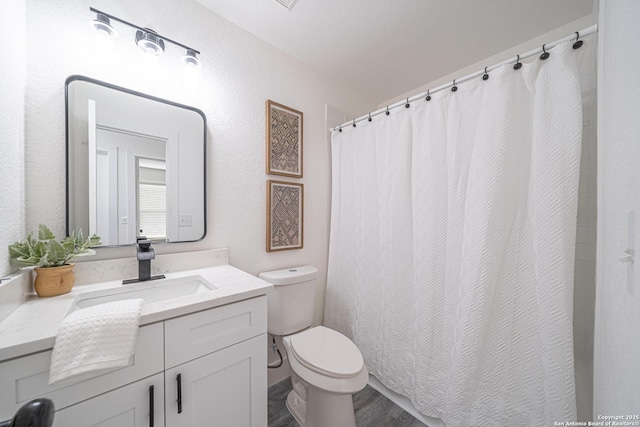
266, 100, 303, 178
266, 180, 303, 252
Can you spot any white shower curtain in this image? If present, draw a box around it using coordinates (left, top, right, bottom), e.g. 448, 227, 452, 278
325, 41, 582, 426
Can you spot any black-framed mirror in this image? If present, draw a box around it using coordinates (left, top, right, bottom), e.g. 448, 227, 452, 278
66, 75, 206, 247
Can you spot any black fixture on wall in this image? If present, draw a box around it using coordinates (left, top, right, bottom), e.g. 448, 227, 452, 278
89, 7, 201, 68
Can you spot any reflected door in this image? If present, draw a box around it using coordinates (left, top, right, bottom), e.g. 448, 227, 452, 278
93, 128, 169, 245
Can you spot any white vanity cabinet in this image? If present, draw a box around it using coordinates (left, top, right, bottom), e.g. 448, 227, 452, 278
0, 295, 268, 427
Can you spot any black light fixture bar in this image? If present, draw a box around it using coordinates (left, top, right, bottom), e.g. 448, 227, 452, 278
89, 7, 200, 55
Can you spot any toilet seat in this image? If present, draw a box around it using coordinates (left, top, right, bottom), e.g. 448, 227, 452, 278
289, 326, 364, 379
283, 326, 369, 395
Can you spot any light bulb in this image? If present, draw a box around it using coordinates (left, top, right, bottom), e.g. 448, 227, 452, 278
136, 30, 165, 56
89, 13, 117, 37
182, 50, 200, 68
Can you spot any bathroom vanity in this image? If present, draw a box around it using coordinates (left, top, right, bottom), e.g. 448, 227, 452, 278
0, 250, 272, 426
0, 76, 272, 425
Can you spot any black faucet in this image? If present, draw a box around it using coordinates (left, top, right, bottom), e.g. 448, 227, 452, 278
123, 236, 166, 284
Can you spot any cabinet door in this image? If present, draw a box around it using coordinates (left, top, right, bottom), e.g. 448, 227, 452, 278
165, 334, 267, 427
54, 373, 164, 427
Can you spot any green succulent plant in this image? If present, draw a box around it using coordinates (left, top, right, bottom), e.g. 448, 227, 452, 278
8, 225, 101, 268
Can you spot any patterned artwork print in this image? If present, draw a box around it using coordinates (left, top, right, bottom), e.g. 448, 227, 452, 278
270, 107, 300, 174
270, 183, 301, 249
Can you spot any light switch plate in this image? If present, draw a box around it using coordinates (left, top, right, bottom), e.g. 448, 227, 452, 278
179, 215, 192, 227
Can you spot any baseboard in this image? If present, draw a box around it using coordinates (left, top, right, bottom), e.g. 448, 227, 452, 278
367, 375, 445, 427
268, 359, 291, 387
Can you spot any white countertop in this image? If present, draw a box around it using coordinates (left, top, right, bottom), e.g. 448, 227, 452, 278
0, 264, 272, 362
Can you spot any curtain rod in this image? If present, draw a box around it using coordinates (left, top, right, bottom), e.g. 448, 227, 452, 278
331, 24, 598, 132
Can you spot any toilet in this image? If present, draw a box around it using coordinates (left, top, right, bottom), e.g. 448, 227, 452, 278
259, 266, 368, 427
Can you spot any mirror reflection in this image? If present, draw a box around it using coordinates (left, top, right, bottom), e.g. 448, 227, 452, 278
66, 76, 206, 246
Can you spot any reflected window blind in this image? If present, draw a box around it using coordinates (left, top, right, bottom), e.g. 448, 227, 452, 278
138, 183, 166, 239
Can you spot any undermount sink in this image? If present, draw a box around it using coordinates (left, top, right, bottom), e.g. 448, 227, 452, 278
69, 275, 217, 313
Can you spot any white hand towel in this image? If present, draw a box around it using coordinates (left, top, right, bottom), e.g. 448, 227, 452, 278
49, 298, 144, 386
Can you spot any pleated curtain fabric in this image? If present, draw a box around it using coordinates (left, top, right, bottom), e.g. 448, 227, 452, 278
325, 41, 583, 426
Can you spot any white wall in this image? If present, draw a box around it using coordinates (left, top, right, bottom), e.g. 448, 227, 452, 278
23, 0, 375, 325
594, 0, 640, 416
0, 1, 26, 277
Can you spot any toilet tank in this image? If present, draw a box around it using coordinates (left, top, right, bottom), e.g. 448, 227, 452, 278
259, 266, 318, 336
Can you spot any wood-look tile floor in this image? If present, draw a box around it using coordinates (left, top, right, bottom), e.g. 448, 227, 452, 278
268, 380, 427, 427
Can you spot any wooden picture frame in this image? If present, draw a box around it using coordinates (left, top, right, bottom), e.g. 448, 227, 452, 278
266, 100, 303, 178
266, 180, 304, 252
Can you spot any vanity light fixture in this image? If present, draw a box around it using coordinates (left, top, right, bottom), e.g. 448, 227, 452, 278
89, 7, 201, 67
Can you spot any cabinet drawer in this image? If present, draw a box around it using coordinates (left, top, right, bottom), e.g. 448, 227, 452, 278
0, 323, 163, 419
164, 296, 267, 368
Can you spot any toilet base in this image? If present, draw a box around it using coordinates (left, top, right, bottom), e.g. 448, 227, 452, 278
286, 388, 307, 426
285, 382, 357, 427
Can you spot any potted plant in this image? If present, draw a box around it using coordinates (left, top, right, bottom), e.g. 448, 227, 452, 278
8, 225, 101, 297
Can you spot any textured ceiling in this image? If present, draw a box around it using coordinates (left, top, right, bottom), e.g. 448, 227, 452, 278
195, 0, 593, 104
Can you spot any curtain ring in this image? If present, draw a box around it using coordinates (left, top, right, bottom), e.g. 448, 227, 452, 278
482, 66, 489, 81
338, 124, 342, 133
540, 44, 550, 60
386, 105, 390, 116
426, 89, 431, 102
513, 54, 522, 70
573, 31, 583, 49
368, 112, 372, 122
352, 119, 356, 128
451, 79, 458, 92
405, 97, 410, 108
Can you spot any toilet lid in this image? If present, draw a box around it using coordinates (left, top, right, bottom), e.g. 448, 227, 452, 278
289, 326, 364, 379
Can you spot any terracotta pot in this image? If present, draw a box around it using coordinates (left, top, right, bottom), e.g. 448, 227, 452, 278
33, 263, 75, 297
